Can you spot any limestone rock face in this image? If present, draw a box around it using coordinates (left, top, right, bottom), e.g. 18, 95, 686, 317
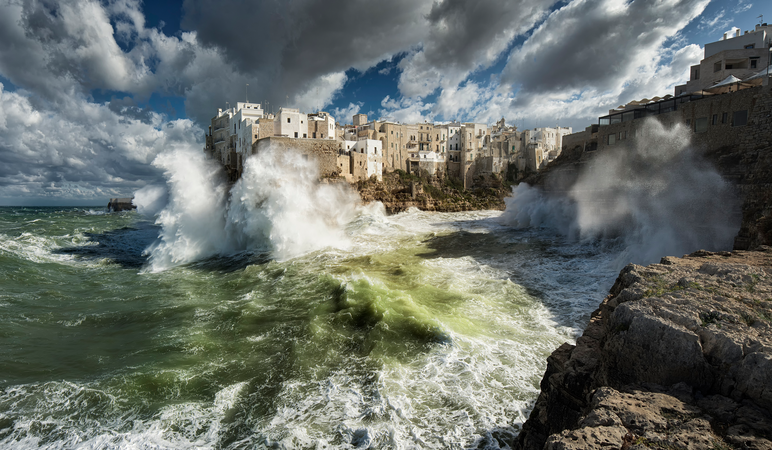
354, 171, 510, 213
516, 248, 772, 449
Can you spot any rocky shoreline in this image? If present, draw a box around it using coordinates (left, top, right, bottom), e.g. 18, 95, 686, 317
514, 248, 772, 450
353, 170, 512, 214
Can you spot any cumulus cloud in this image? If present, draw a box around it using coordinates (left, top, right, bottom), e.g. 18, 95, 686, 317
378, 95, 435, 124
0, 0, 723, 202
0, 83, 201, 203
332, 102, 364, 124
181, 0, 434, 118
502, 0, 710, 98
398, 0, 556, 98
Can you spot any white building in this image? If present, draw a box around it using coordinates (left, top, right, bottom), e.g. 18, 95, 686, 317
675, 23, 772, 95
231, 102, 266, 158
274, 107, 308, 139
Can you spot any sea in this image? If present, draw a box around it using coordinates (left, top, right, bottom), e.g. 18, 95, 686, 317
0, 121, 740, 449
0, 205, 618, 450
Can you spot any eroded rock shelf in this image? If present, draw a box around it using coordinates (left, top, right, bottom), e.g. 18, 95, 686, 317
516, 248, 772, 450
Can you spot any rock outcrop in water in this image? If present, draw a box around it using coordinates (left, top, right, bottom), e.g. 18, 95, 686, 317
515, 248, 772, 449
107, 197, 136, 212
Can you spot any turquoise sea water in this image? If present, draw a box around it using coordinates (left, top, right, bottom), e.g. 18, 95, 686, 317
0, 206, 617, 449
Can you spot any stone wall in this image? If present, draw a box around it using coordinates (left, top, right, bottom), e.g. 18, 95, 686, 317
720, 82, 772, 250
596, 87, 759, 154
253, 137, 341, 178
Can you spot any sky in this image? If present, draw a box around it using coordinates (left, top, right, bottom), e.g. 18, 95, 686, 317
0, 0, 770, 205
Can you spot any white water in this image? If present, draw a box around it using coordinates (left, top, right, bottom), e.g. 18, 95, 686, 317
500, 119, 741, 268
138, 146, 360, 271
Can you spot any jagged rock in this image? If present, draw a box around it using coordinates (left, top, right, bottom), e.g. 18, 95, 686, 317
354, 171, 512, 213
516, 250, 772, 449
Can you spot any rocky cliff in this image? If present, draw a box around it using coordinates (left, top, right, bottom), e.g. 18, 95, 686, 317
515, 249, 772, 450
511, 84, 772, 449
354, 171, 511, 213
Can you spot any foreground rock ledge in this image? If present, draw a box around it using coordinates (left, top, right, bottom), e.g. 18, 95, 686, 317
515, 248, 772, 450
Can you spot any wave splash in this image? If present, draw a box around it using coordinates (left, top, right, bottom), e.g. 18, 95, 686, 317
137, 146, 359, 271
500, 119, 741, 267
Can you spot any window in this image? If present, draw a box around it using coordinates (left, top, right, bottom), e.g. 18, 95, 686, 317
694, 117, 708, 133
722, 112, 728, 124
712, 114, 718, 125
313, 132, 316, 138
608, 134, 616, 145
619, 131, 626, 140
390, 130, 393, 135
714, 61, 721, 72
685, 119, 691, 126
287, 118, 291, 123
294, 132, 298, 138
745, 44, 755, 49
751, 59, 758, 69
732, 110, 748, 127
303, 133, 307, 138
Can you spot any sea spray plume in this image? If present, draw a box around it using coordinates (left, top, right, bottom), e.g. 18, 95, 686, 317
226, 145, 359, 261
142, 148, 234, 272
500, 118, 741, 267
499, 183, 578, 237
132, 184, 168, 217
572, 119, 740, 265
140, 145, 360, 271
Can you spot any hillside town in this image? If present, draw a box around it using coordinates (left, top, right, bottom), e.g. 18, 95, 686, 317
204, 22, 771, 191
203, 102, 571, 189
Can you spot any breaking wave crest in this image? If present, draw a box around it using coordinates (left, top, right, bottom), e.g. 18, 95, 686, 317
138, 146, 359, 271
500, 119, 741, 267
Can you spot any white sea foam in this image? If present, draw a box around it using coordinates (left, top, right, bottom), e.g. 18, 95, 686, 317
500, 119, 741, 267
0, 380, 249, 450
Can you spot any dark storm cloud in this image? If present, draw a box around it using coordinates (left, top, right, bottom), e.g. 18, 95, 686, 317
397, 0, 556, 97
182, 0, 433, 110
502, 0, 710, 102
0, 0, 717, 202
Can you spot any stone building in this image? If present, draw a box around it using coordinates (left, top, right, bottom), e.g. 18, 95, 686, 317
594, 86, 762, 154
675, 23, 772, 96
307, 112, 336, 139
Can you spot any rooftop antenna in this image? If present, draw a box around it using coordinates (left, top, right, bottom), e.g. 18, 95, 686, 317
758, 14, 763, 25
245, 83, 249, 103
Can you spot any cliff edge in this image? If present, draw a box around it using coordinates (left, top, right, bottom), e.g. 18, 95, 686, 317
515, 248, 772, 450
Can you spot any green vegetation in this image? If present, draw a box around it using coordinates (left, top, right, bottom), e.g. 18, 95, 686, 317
746, 273, 761, 293
700, 311, 721, 327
